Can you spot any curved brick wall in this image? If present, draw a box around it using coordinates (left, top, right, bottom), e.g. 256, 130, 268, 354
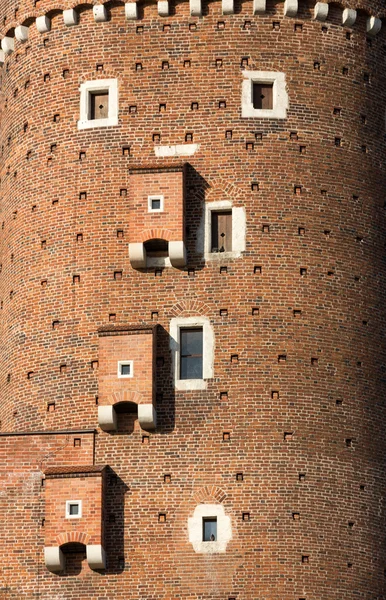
0, 0, 386, 597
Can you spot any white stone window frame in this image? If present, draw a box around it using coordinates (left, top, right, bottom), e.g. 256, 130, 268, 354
188, 504, 232, 554
78, 79, 118, 130
148, 194, 164, 213
242, 71, 288, 119
204, 200, 246, 261
117, 360, 134, 378
65, 500, 82, 519
169, 316, 214, 391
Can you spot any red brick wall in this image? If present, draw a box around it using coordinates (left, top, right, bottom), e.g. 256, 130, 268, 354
129, 169, 185, 243
44, 472, 104, 547
98, 329, 155, 405
0, 0, 385, 598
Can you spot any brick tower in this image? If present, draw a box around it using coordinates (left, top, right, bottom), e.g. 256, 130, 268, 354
0, 0, 385, 597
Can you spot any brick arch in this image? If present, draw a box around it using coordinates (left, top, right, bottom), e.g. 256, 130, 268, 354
204, 179, 243, 203
102, 389, 145, 407
169, 299, 212, 317
56, 531, 90, 547
78, 68, 120, 84
138, 228, 175, 243
192, 485, 228, 504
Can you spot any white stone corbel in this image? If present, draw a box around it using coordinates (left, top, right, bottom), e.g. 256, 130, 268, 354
253, 0, 266, 13
169, 241, 187, 267
283, 0, 298, 17
158, 0, 169, 16
313, 2, 328, 21
15, 25, 29, 43
63, 9, 79, 26
129, 242, 147, 269
93, 5, 108, 22
44, 547, 65, 572
98, 405, 117, 431
125, 2, 138, 19
86, 545, 106, 570
1, 37, 14, 55
342, 8, 356, 27
222, 0, 234, 15
367, 16, 381, 37
0, 50, 5, 65
36, 15, 51, 33
190, 0, 202, 17
138, 404, 157, 430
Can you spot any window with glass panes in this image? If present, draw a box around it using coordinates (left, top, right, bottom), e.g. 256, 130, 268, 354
180, 328, 203, 380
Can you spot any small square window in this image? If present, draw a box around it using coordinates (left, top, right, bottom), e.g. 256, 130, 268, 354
211, 211, 232, 253
242, 71, 288, 119
66, 500, 82, 519
180, 328, 203, 380
148, 195, 164, 212
78, 79, 118, 130
118, 360, 133, 378
203, 517, 217, 541
252, 82, 273, 110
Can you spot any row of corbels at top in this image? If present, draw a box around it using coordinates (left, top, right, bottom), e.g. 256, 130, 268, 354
0, 0, 383, 62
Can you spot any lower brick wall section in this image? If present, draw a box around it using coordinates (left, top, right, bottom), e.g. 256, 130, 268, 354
0, 432, 94, 597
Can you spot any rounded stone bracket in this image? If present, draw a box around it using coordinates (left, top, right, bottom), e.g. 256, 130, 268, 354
125, 2, 138, 19
129, 242, 147, 269
313, 2, 328, 21
367, 16, 381, 36
158, 0, 169, 16
222, 0, 234, 15
190, 0, 202, 17
138, 404, 157, 430
86, 545, 106, 570
36, 15, 51, 33
98, 405, 118, 431
168, 241, 187, 267
93, 5, 108, 22
15, 25, 29, 43
1, 37, 14, 55
44, 547, 65, 573
342, 8, 356, 27
253, 0, 266, 13
284, 0, 298, 18
63, 9, 79, 26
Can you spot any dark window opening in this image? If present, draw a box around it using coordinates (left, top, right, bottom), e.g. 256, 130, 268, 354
203, 517, 217, 541
151, 198, 161, 210
68, 503, 79, 516
180, 328, 203, 380
252, 82, 273, 110
211, 211, 232, 252
144, 239, 168, 258
120, 363, 131, 376
90, 91, 109, 120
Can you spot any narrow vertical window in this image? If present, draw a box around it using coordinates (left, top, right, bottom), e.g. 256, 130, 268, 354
203, 517, 217, 541
211, 211, 232, 252
180, 328, 203, 380
252, 82, 273, 109
90, 91, 109, 120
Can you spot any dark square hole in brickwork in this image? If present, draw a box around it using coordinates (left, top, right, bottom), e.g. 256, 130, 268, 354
223, 432, 231, 441
129, 105, 137, 113
77, 233, 83, 243
73, 275, 80, 284
226, 130, 233, 139
314, 61, 320, 70
293, 512, 300, 520
299, 145, 306, 153
216, 58, 223, 67
242, 512, 250, 521
62, 69, 70, 79
162, 61, 169, 70
333, 107, 341, 116
114, 271, 123, 280
158, 513, 166, 522
252, 307, 259, 316
163, 24, 171, 31
218, 21, 225, 29
236, 473, 243, 481
155, 269, 163, 277
231, 354, 239, 364
53, 113, 60, 123
191, 102, 199, 110
342, 66, 349, 75
254, 265, 262, 274
120, 188, 127, 196
44, 73, 50, 82
164, 474, 171, 483
135, 62, 142, 71
159, 103, 166, 112
79, 151, 86, 161
122, 146, 130, 156
185, 132, 193, 142
243, 20, 251, 29
220, 308, 228, 317
96, 63, 103, 72
302, 555, 309, 563
27, 371, 34, 380
272, 21, 280, 30
220, 266, 227, 274
47, 402, 55, 412
278, 354, 287, 363
220, 391, 228, 401
189, 22, 197, 31
300, 267, 307, 276
184, 60, 191, 68
299, 473, 306, 481
117, 229, 124, 239
294, 23, 303, 32
91, 360, 98, 370
109, 313, 116, 322
271, 391, 279, 399
142, 435, 149, 444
